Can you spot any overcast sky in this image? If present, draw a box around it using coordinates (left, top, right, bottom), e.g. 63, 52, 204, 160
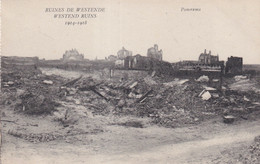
2, 0, 260, 64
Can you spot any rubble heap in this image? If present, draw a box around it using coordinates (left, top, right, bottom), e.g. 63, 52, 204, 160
1, 65, 63, 115
2, 62, 260, 128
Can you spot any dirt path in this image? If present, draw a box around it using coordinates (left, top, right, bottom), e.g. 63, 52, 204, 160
104, 129, 258, 164
1, 117, 260, 164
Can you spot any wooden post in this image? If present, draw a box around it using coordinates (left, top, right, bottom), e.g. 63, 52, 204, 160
219, 66, 223, 91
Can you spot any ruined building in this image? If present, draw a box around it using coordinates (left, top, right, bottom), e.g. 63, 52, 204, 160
147, 44, 163, 61
198, 49, 219, 65
116, 54, 173, 74
117, 47, 132, 60
107, 55, 117, 61
62, 49, 84, 61
225, 56, 243, 74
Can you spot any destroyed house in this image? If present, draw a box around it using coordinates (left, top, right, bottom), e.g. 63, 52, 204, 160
117, 47, 132, 60
107, 55, 117, 61
118, 55, 173, 74
147, 44, 163, 61
124, 55, 152, 70
115, 55, 151, 70
225, 56, 243, 74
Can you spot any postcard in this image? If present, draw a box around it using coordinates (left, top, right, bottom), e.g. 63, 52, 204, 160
1, 0, 260, 163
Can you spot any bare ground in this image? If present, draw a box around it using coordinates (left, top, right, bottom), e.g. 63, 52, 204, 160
1, 104, 260, 164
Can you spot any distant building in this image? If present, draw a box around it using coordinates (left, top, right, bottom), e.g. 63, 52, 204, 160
198, 49, 219, 65
147, 44, 163, 61
107, 55, 117, 61
225, 56, 243, 74
63, 49, 84, 61
117, 47, 132, 60
171, 49, 224, 72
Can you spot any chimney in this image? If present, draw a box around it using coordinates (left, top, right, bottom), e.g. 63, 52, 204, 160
154, 44, 158, 51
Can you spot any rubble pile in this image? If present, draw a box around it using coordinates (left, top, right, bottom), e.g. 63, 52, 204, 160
134, 81, 211, 127
2, 61, 260, 128
1, 65, 64, 115
36, 72, 260, 128
1, 66, 41, 88
215, 84, 260, 119
14, 91, 60, 115
59, 75, 219, 127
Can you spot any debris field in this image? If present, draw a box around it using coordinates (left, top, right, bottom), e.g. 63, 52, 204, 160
2, 64, 260, 132
1, 61, 260, 164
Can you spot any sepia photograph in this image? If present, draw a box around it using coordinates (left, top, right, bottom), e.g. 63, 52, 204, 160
1, 0, 260, 163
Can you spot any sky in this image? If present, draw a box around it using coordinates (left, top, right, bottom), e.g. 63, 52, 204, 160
2, 0, 260, 64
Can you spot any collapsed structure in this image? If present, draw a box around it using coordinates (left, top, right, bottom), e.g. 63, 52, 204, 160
107, 55, 117, 61
225, 56, 243, 74
117, 47, 132, 60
